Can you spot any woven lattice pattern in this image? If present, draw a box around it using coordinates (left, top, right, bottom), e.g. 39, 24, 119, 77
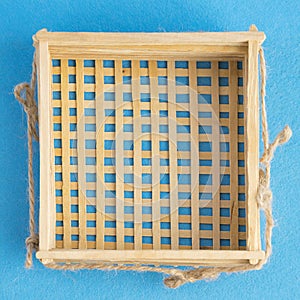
52, 58, 246, 251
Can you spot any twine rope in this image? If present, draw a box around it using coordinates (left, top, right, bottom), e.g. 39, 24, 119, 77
15, 47, 292, 287
14, 52, 39, 268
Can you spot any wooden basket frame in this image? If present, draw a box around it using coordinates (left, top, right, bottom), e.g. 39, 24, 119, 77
35, 27, 265, 266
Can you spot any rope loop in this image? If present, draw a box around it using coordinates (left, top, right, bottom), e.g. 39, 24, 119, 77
260, 125, 292, 164
14, 82, 38, 141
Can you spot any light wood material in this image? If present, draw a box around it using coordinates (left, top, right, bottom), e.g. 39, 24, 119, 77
149, 61, 161, 250
229, 61, 239, 249
61, 59, 71, 249
35, 30, 266, 45
211, 61, 220, 250
49, 46, 248, 60
35, 28, 263, 266
38, 40, 55, 251
76, 59, 87, 249
132, 60, 143, 250
167, 61, 179, 250
37, 249, 265, 265
246, 41, 260, 263
95, 60, 105, 249
189, 61, 199, 250
115, 60, 124, 250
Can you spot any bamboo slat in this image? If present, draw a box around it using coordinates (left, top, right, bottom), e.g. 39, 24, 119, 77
61, 59, 71, 249
115, 60, 125, 250
149, 61, 161, 250
189, 61, 199, 250
95, 60, 105, 249
167, 61, 179, 250
132, 60, 143, 250
211, 61, 220, 250
76, 59, 87, 249
229, 61, 239, 249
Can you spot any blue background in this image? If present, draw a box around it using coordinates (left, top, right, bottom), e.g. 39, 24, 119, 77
0, 1, 299, 299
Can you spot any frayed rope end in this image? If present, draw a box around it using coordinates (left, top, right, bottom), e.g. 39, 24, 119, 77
277, 125, 292, 145
163, 269, 220, 288
164, 275, 187, 289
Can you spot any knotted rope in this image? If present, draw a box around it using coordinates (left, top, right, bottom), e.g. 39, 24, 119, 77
15, 47, 291, 287
14, 52, 39, 268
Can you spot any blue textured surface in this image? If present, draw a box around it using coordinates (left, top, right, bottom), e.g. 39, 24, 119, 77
0, 1, 299, 299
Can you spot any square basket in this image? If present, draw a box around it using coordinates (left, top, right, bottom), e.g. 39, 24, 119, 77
35, 26, 265, 267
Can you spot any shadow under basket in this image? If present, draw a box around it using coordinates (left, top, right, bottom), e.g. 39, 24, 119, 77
35, 26, 266, 268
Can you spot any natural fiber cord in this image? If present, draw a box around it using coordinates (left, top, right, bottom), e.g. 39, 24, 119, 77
15, 47, 292, 288
14, 52, 39, 268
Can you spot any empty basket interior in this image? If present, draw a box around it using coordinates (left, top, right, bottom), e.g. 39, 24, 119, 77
52, 58, 246, 251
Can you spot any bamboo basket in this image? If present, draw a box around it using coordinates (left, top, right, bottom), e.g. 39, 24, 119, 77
35, 26, 265, 267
